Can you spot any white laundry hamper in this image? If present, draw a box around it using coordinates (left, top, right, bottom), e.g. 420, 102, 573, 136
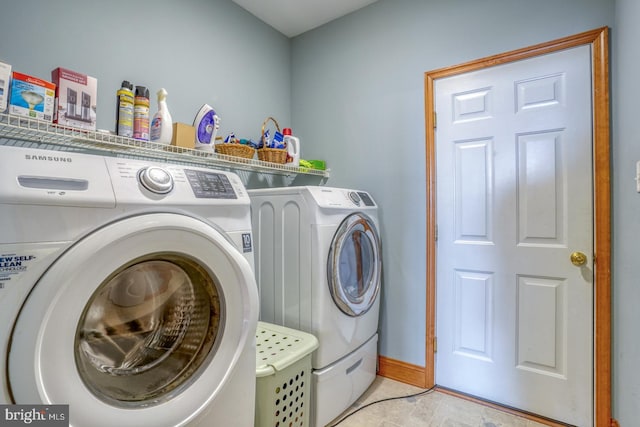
255, 321, 319, 427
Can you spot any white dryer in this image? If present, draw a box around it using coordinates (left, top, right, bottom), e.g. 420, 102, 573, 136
249, 186, 381, 427
0, 146, 259, 427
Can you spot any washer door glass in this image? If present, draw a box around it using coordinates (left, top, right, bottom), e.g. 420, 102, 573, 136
328, 213, 381, 317
76, 256, 220, 405
7, 213, 258, 426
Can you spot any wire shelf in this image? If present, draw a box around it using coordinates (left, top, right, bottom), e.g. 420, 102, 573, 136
0, 113, 329, 178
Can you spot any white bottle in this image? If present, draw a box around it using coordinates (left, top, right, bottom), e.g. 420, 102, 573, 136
150, 88, 173, 145
283, 128, 300, 167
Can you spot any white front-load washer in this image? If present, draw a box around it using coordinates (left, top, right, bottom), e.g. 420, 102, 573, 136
249, 186, 382, 427
0, 146, 259, 427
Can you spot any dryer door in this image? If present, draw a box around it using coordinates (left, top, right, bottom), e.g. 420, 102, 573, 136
7, 213, 258, 427
327, 213, 381, 317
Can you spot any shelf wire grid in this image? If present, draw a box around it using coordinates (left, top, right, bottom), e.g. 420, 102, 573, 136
0, 113, 329, 178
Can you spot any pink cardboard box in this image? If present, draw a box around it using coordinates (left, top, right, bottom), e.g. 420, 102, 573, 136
52, 67, 97, 131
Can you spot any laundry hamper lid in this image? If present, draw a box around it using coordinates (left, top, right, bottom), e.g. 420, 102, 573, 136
255, 321, 319, 377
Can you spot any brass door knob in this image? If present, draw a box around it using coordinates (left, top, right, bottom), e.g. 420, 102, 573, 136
570, 251, 587, 266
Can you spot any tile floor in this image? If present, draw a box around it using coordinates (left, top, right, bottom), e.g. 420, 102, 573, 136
326, 376, 551, 427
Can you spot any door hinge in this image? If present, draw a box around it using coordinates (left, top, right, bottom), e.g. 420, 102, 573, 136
433, 112, 437, 128
435, 225, 438, 242
433, 337, 437, 353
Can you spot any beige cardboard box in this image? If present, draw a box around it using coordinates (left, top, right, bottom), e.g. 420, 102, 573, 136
171, 123, 195, 149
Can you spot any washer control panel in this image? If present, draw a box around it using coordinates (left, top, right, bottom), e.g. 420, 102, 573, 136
184, 169, 236, 199
105, 157, 248, 203
138, 166, 174, 194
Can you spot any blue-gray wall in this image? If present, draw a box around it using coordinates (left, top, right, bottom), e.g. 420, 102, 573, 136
614, 0, 639, 424
0, 0, 291, 139
291, 0, 628, 423
291, 0, 612, 369
3, 0, 639, 424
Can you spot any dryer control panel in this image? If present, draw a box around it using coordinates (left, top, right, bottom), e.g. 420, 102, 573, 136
307, 186, 377, 209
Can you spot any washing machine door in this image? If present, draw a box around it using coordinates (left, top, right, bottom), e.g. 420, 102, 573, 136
327, 213, 381, 317
7, 213, 258, 427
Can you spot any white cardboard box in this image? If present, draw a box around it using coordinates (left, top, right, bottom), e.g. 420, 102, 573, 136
9, 72, 55, 122
52, 67, 97, 131
0, 61, 11, 112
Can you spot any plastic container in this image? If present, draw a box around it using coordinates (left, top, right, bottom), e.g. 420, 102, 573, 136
255, 321, 318, 427
150, 88, 173, 145
283, 128, 300, 167
133, 86, 150, 141
116, 80, 134, 137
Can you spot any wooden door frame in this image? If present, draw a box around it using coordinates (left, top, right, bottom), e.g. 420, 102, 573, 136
424, 27, 611, 426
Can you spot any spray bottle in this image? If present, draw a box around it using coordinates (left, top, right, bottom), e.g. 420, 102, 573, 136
115, 80, 134, 137
150, 88, 173, 145
133, 86, 150, 141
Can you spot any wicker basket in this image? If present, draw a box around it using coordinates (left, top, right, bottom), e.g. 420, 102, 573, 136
257, 147, 287, 163
258, 116, 287, 164
215, 143, 255, 160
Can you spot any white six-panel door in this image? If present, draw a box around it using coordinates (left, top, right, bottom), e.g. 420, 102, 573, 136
435, 45, 593, 426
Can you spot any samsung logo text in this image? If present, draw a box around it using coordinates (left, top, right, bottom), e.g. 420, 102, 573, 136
24, 155, 72, 163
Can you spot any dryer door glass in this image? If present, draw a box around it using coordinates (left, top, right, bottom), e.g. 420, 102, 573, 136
75, 255, 221, 406
328, 213, 381, 317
